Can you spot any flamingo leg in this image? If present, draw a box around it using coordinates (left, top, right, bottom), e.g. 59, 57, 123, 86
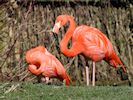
45, 77, 50, 84
86, 66, 89, 86
92, 61, 95, 86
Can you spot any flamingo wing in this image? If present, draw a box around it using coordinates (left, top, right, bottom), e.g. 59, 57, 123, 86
72, 25, 114, 61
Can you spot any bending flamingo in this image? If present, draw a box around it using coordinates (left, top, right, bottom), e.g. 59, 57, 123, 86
25, 45, 72, 86
52, 15, 126, 86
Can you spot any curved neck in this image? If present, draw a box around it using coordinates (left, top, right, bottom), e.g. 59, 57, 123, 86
60, 16, 76, 55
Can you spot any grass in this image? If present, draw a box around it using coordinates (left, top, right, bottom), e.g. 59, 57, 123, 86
0, 82, 133, 100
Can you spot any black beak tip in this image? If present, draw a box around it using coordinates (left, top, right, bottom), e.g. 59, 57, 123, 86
52, 32, 58, 38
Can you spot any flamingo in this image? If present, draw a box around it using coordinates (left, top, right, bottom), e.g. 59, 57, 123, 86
52, 15, 126, 86
25, 45, 72, 86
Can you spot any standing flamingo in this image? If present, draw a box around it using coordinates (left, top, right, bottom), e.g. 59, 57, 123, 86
52, 15, 126, 86
25, 45, 72, 86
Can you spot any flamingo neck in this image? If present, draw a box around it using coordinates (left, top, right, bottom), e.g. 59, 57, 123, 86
60, 16, 76, 55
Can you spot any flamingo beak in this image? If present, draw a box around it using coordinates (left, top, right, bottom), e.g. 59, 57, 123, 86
52, 21, 61, 34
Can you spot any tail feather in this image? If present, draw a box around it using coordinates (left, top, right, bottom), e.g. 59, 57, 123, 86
64, 72, 73, 86
109, 52, 126, 73
54, 67, 73, 86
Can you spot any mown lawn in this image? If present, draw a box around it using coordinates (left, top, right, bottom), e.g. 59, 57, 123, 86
0, 82, 133, 100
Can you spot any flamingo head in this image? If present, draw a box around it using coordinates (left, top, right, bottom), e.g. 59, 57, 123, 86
52, 15, 69, 34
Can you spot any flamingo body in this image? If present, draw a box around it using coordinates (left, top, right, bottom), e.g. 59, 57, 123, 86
26, 46, 72, 86
72, 25, 122, 66
72, 25, 109, 61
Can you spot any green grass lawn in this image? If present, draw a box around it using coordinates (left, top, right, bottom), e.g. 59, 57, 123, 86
0, 82, 133, 100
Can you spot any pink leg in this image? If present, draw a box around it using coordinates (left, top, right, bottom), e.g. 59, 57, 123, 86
86, 66, 89, 86
45, 77, 50, 84
92, 61, 95, 86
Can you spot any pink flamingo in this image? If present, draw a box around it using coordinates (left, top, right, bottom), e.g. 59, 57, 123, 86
52, 15, 126, 86
25, 45, 72, 86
